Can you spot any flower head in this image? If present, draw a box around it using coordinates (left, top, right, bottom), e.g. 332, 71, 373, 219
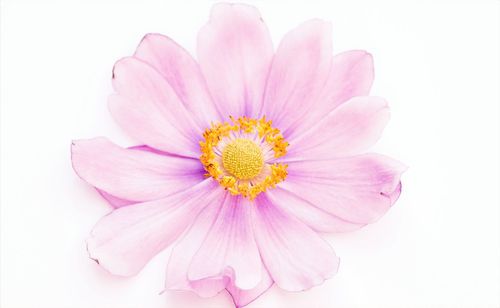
200, 116, 289, 199
71, 3, 406, 307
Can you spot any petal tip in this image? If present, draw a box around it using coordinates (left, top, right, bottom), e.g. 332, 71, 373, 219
382, 181, 403, 206
135, 32, 177, 56
210, 2, 263, 19
85, 232, 141, 278
71, 137, 107, 179
110, 56, 132, 82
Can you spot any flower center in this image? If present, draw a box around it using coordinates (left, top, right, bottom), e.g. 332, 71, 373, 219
199, 116, 289, 199
222, 138, 264, 180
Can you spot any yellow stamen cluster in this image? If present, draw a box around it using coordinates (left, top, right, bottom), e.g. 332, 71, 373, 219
222, 139, 264, 180
199, 116, 289, 200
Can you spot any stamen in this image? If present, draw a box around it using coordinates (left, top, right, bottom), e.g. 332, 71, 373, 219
199, 116, 289, 200
222, 139, 263, 180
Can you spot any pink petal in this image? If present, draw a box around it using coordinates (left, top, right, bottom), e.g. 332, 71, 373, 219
86, 179, 221, 276
226, 269, 273, 308
252, 194, 339, 291
165, 200, 227, 297
197, 3, 273, 118
165, 195, 273, 307
261, 19, 332, 131
188, 196, 262, 290
109, 57, 202, 157
265, 187, 363, 233
95, 145, 182, 209
166, 194, 265, 296
283, 96, 390, 161
280, 154, 406, 224
71, 137, 203, 202
134, 33, 221, 126
287, 50, 374, 138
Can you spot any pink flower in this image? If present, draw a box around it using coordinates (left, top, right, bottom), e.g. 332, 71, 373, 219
71, 3, 406, 307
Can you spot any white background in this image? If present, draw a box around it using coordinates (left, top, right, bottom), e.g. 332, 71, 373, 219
1, 1, 499, 307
